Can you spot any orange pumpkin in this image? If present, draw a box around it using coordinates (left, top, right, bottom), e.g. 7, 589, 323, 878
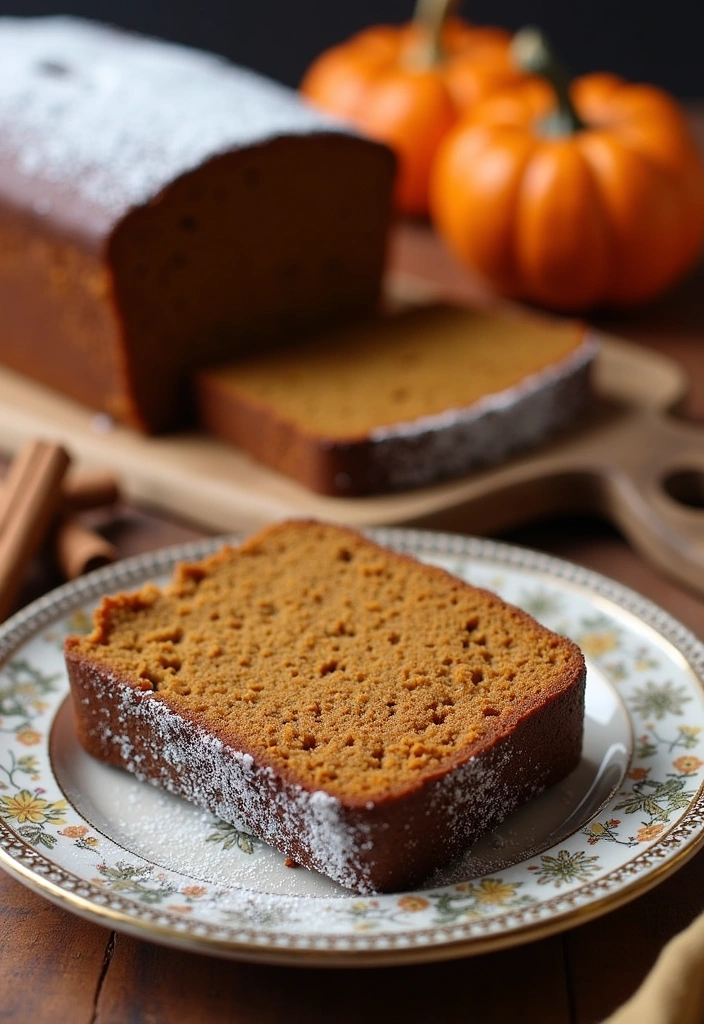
300, 2, 527, 217
430, 29, 704, 311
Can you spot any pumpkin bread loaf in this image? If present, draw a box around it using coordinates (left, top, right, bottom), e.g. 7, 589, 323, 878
0, 17, 394, 432
65, 520, 586, 893
196, 303, 595, 495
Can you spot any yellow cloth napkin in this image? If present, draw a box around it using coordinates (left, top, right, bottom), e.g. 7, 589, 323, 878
603, 907, 704, 1024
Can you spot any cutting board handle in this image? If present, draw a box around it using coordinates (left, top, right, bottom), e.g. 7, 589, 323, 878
600, 412, 704, 595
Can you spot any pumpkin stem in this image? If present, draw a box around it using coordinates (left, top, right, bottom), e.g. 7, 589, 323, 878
407, 0, 460, 68
511, 27, 586, 135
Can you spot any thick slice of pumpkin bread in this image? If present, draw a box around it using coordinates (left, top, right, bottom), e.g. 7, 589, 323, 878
65, 520, 586, 893
195, 303, 595, 495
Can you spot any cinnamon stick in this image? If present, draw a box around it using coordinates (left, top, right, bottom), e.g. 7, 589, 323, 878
55, 516, 117, 580
61, 469, 120, 512
0, 463, 120, 583
0, 440, 70, 621
56, 469, 120, 578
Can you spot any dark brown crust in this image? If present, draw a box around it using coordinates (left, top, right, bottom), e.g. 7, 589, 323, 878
0, 26, 394, 433
65, 638, 585, 894
0, 200, 134, 421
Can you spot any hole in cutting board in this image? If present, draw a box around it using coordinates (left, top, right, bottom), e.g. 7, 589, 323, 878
662, 469, 704, 509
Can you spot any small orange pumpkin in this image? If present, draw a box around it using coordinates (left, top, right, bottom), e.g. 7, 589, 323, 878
430, 28, 704, 311
300, 1, 528, 217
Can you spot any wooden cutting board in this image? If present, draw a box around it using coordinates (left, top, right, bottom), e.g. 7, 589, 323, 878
0, 297, 702, 595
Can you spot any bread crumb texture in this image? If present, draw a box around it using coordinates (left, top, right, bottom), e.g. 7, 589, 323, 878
203, 304, 586, 436
67, 521, 583, 802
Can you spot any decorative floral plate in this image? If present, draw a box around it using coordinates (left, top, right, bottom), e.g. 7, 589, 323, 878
1, 528, 703, 966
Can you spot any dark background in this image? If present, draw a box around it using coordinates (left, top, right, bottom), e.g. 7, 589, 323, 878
0, 1, 702, 98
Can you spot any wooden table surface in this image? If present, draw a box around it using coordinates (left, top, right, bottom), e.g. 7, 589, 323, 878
2, 164, 704, 1021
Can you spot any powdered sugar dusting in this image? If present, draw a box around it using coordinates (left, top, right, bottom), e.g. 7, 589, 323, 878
0, 16, 345, 224
81, 664, 373, 891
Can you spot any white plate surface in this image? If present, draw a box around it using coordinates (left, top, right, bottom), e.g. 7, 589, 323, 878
0, 528, 703, 965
